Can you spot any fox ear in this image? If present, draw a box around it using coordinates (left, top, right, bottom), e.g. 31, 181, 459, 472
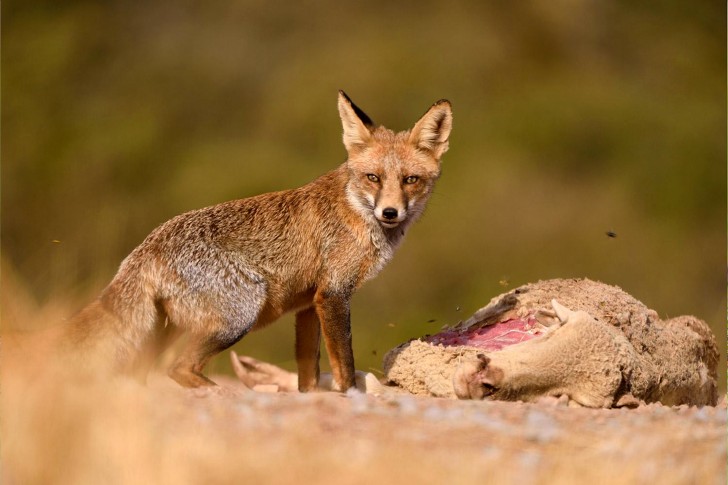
409, 100, 452, 158
338, 90, 374, 151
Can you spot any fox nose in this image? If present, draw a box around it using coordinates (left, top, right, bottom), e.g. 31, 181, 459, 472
382, 208, 398, 220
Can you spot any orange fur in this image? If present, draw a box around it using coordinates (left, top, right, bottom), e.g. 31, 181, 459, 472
65, 91, 453, 391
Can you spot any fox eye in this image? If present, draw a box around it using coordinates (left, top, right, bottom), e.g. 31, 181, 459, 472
404, 175, 419, 184
366, 174, 380, 183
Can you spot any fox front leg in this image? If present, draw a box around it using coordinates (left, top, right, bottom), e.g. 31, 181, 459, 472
295, 306, 322, 392
314, 289, 355, 392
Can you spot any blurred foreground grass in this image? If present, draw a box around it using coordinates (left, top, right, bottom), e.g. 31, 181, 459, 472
2, 1, 725, 388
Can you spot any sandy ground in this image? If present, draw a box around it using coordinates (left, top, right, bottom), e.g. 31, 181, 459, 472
2, 277, 725, 484
3, 370, 725, 485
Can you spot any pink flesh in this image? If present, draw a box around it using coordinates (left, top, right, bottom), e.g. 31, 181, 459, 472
425, 317, 543, 351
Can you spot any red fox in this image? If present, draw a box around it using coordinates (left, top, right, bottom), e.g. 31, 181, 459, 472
66, 91, 452, 391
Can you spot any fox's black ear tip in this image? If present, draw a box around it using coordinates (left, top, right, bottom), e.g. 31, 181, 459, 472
337, 91, 374, 127
433, 99, 451, 108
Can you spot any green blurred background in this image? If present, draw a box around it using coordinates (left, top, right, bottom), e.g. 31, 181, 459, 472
3, 1, 725, 387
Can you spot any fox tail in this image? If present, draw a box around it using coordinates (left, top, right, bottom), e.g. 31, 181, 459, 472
64, 288, 167, 382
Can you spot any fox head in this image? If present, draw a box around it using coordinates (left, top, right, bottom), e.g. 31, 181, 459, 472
338, 91, 452, 231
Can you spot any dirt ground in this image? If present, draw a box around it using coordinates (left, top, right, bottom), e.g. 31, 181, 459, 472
2, 277, 725, 484
2, 369, 725, 485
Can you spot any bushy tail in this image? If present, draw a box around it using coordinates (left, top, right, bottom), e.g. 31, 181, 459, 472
64, 293, 165, 382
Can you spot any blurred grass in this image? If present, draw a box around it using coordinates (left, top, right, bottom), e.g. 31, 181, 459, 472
2, 1, 725, 388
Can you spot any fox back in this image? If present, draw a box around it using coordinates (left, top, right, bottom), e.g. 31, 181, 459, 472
67, 91, 452, 391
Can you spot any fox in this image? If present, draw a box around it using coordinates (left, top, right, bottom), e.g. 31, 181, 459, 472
65, 91, 452, 392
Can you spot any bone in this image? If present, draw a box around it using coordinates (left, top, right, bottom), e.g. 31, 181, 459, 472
230, 351, 384, 395
230, 352, 297, 391
550, 299, 571, 324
